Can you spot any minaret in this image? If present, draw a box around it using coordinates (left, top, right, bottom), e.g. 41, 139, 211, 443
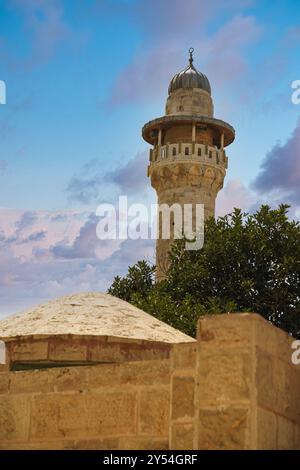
142, 49, 235, 280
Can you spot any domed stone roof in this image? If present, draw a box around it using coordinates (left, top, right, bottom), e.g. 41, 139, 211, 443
0, 292, 195, 344
168, 48, 211, 95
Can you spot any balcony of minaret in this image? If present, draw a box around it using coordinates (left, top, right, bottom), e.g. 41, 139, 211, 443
148, 142, 228, 170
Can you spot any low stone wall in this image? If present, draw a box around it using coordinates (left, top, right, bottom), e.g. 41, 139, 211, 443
0, 314, 299, 450
195, 313, 300, 450
0, 358, 172, 449
4, 335, 171, 366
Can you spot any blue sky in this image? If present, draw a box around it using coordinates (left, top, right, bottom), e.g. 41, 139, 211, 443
0, 0, 299, 316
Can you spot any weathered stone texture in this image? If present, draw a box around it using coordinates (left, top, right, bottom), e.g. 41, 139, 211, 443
256, 407, 277, 450
171, 342, 197, 370
198, 353, 252, 405
198, 407, 250, 450
0, 311, 299, 450
0, 293, 193, 344
171, 424, 194, 450
277, 415, 294, 450
196, 313, 300, 450
139, 389, 170, 436
8, 340, 48, 362
0, 395, 30, 444
172, 376, 195, 421
0, 372, 9, 394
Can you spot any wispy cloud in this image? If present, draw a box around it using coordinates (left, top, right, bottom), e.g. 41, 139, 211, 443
51, 213, 121, 261
253, 119, 300, 204
66, 151, 150, 205
0, 207, 154, 318
107, 0, 258, 107
19, 230, 47, 244
7, 0, 76, 67
66, 160, 104, 205
204, 15, 261, 88
106, 151, 148, 195
15, 211, 37, 235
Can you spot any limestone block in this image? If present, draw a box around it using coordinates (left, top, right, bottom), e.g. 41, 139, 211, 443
139, 389, 170, 436
31, 391, 137, 439
255, 347, 275, 410
171, 343, 197, 370
275, 331, 296, 363
48, 340, 87, 361
0, 438, 118, 450
0, 395, 30, 442
70, 438, 119, 450
30, 393, 88, 439
254, 317, 278, 356
86, 363, 121, 388
198, 407, 249, 450
172, 376, 195, 420
171, 423, 194, 450
120, 360, 170, 386
254, 315, 292, 360
0, 363, 9, 372
0, 440, 73, 450
272, 360, 293, 420
88, 341, 123, 362
165, 89, 213, 117
89, 340, 170, 363
54, 366, 88, 392
9, 369, 55, 394
0, 372, 9, 394
84, 391, 137, 437
288, 367, 300, 422
118, 437, 169, 450
277, 415, 294, 450
294, 424, 300, 450
256, 407, 277, 450
9, 340, 48, 362
9, 366, 89, 395
118, 341, 170, 362
256, 349, 300, 422
0, 440, 63, 450
197, 314, 254, 352
198, 353, 252, 405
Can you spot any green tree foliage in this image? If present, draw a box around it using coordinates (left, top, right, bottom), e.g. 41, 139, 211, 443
108, 205, 300, 338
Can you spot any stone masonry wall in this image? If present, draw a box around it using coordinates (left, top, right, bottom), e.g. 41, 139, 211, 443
3, 336, 171, 366
0, 357, 172, 450
196, 313, 300, 450
0, 314, 299, 450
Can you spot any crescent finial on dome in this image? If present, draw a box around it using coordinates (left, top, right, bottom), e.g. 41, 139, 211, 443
189, 47, 194, 66
168, 49, 211, 95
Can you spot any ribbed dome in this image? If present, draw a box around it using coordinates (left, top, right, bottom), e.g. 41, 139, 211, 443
168, 48, 211, 95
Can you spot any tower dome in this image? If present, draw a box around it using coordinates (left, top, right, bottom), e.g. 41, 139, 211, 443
168, 48, 211, 95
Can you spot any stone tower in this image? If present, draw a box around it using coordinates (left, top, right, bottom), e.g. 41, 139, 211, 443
142, 49, 235, 279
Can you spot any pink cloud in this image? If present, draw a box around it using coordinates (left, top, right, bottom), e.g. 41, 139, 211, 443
204, 15, 261, 87
0, 206, 154, 317
108, 0, 260, 107
134, 0, 253, 39
0, 208, 88, 259
216, 179, 256, 217
66, 151, 153, 204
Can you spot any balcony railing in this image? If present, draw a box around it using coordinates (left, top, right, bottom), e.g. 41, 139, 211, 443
149, 143, 227, 167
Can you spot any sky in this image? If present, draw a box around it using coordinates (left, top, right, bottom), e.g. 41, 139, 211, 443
0, 0, 299, 317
